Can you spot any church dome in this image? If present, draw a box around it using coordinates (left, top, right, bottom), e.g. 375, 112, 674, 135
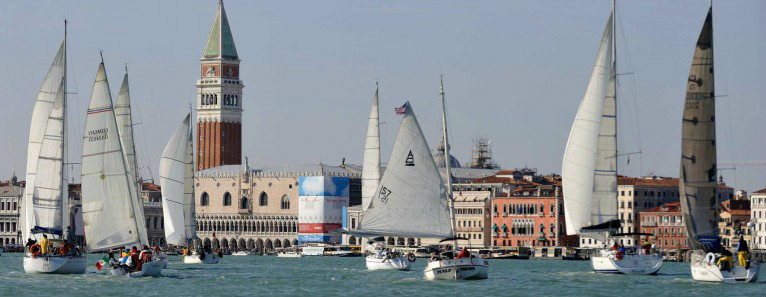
433, 138, 461, 168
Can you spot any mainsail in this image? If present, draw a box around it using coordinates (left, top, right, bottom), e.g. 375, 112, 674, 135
24, 39, 67, 240
355, 102, 453, 239
161, 113, 196, 246
81, 61, 144, 251
361, 83, 381, 212
114, 68, 149, 245
679, 8, 717, 251
562, 10, 617, 235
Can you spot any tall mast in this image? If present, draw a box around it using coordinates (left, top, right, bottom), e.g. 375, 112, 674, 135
125, 64, 142, 199
440, 76, 457, 251
62, 19, 70, 239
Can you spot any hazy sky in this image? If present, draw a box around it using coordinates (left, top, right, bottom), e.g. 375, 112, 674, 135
1, 1, 764, 192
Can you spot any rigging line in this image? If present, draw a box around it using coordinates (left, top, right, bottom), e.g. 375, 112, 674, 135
713, 39, 738, 188
130, 74, 155, 183
616, 7, 644, 176
66, 26, 84, 183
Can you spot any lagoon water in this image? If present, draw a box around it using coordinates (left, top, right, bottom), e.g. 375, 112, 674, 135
1, 253, 764, 297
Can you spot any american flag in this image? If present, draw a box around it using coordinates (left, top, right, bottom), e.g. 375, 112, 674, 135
395, 103, 407, 115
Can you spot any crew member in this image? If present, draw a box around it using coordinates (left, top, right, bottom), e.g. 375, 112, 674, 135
717, 250, 733, 272
736, 238, 750, 267
40, 234, 49, 255
456, 247, 470, 259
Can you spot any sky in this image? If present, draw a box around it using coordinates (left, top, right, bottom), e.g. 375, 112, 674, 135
0, 0, 764, 192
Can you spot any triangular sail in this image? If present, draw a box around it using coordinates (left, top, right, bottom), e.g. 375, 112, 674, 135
81, 62, 143, 251
161, 113, 196, 246
356, 102, 453, 239
361, 84, 381, 212
32, 82, 67, 235
24, 39, 66, 240
562, 12, 617, 235
679, 9, 717, 251
114, 70, 149, 246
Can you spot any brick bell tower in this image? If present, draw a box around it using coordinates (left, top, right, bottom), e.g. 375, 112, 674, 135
196, 0, 243, 170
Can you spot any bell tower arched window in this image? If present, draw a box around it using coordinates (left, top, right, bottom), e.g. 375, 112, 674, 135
259, 192, 268, 206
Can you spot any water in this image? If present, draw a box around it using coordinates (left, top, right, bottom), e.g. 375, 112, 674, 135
1, 253, 764, 297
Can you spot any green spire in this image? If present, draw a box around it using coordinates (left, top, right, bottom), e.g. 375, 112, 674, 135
203, 0, 238, 60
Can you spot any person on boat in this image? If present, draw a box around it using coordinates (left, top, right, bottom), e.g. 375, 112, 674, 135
59, 240, 71, 255
642, 240, 651, 255
429, 252, 441, 261
456, 247, 470, 259
717, 250, 733, 272
129, 246, 140, 271
40, 234, 49, 255
736, 237, 749, 267
610, 243, 619, 251
25, 238, 37, 248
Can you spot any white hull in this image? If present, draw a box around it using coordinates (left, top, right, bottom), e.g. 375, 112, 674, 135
691, 260, 760, 283
183, 252, 220, 264
232, 251, 249, 256
277, 252, 302, 258
591, 252, 662, 275
110, 260, 163, 277
23, 255, 87, 274
365, 255, 411, 271
424, 257, 489, 280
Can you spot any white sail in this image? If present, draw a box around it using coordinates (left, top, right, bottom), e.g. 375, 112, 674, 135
562, 12, 616, 235
32, 82, 67, 234
361, 84, 381, 212
161, 113, 196, 246
679, 8, 718, 250
81, 62, 142, 251
114, 70, 149, 246
24, 39, 66, 240
356, 102, 453, 239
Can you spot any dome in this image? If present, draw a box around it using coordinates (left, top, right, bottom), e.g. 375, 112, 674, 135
433, 138, 461, 168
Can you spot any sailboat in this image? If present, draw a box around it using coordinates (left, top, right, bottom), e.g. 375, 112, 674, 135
423, 78, 489, 280
562, 2, 662, 275
114, 66, 169, 268
682, 7, 760, 283
22, 22, 87, 274
160, 113, 219, 264
81, 56, 162, 277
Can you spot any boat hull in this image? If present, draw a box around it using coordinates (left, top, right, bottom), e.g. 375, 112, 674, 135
23, 255, 87, 274
183, 252, 220, 264
591, 253, 662, 275
110, 260, 164, 278
691, 261, 760, 283
424, 257, 488, 280
365, 255, 411, 271
276, 253, 302, 258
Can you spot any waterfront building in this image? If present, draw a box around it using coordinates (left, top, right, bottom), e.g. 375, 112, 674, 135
195, 164, 360, 252
638, 202, 687, 259
196, 0, 243, 171
140, 182, 166, 247
751, 188, 766, 250
453, 191, 491, 248
466, 169, 576, 248
595, 176, 734, 248
718, 198, 752, 250
0, 174, 22, 246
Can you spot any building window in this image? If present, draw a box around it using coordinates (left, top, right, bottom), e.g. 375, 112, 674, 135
240, 196, 249, 209
223, 192, 232, 206
201, 192, 209, 206
259, 192, 268, 206
280, 195, 290, 209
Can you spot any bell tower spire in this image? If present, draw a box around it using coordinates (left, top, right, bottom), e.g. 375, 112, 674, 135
196, 0, 243, 170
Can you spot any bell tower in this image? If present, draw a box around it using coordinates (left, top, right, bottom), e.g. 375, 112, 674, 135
196, 0, 243, 170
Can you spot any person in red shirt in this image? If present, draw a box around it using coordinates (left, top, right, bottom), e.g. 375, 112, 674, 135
59, 240, 70, 255
456, 247, 470, 259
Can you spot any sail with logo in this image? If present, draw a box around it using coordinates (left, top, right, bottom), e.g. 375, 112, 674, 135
81, 60, 146, 252
353, 102, 453, 239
